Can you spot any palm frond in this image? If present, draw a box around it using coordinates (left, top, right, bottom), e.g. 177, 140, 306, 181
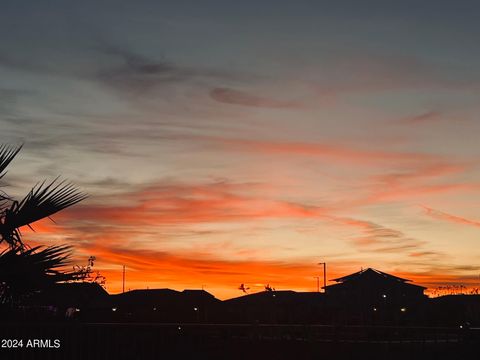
13, 178, 87, 226
0, 244, 82, 304
0, 144, 22, 179
0, 178, 87, 248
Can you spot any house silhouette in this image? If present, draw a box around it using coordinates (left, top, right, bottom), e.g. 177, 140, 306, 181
109, 289, 220, 322
12, 267, 480, 327
325, 267, 426, 299
222, 290, 325, 324
20, 282, 110, 321
324, 268, 427, 324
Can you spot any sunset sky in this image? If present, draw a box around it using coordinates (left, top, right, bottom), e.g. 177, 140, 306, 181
1, 1, 480, 299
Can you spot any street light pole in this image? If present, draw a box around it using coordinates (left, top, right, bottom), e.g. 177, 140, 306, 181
122, 265, 126, 293
318, 262, 326, 293
314, 276, 320, 292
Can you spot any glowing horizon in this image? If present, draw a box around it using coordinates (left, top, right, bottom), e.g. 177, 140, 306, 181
1, 1, 480, 300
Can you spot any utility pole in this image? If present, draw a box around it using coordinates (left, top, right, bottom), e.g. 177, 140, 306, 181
122, 265, 126, 293
314, 276, 320, 292
318, 262, 327, 293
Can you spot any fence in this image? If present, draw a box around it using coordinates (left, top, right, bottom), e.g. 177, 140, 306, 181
1, 322, 478, 359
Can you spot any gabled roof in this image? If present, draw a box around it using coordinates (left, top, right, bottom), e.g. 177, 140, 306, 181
325, 268, 426, 290
331, 268, 410, 283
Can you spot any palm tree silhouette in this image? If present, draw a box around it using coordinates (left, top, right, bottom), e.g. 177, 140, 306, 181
0, 245, 79, 306
0, 144, 86, 306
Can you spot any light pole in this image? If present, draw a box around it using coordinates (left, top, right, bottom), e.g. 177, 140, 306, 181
314, 276, 320, 292
318, 262, 327, 293
122, 265, 126, 293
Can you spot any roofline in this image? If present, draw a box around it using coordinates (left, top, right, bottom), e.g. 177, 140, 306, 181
330, 268, 412, 283
322, 282, 427, 290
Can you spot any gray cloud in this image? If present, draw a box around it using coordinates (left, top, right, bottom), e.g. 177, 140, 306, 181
94, 46, 195, 94
210, 87, 302, 109
0, 89, 36, 118
399, 111, 442, 125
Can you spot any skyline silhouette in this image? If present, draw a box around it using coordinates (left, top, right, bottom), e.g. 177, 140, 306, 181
2, 2, 480, 358
1, 0, 480, 306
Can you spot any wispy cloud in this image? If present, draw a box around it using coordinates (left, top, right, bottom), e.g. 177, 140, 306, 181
421, 205, 480, 228
333, 217, 423, 253
194, 136, 438, 165
24, 179, 430, 262
57, 181, 329, 228
210, 87, 302, 109
0, 89, 26, 116
352, 160, 477, 207
94, 46, 201, 94
398, 111, 442, 125
0, 42, 238, 98
408, 251, 443, 258
307, 49, 480, 95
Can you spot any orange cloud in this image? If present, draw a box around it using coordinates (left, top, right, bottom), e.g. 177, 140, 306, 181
408, 251, 442, 258
22, 180, 430, 260
183, 137, 478, 212
17, 179, 478, 299
201, 137, 436, 165
44, 180, 426, 256
364, 183, 478, 204
350, 161, 476, 207
421, 205, 480, 228
18, 217, 478, 299
395, 270, 480, 291
59, 182, 327, 228
330, 217, 423, 253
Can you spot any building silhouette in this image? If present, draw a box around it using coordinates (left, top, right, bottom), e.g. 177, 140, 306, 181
325, 268, 426, 298
8, 267, 480, 327
324, 268, 427, 325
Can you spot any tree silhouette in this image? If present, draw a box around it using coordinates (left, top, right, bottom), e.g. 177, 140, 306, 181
73, 256, 106, 288
0, 144, 86, 306
264, 284, 275, 292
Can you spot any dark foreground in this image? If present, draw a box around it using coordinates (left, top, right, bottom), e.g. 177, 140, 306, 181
1, 323, 478, 360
